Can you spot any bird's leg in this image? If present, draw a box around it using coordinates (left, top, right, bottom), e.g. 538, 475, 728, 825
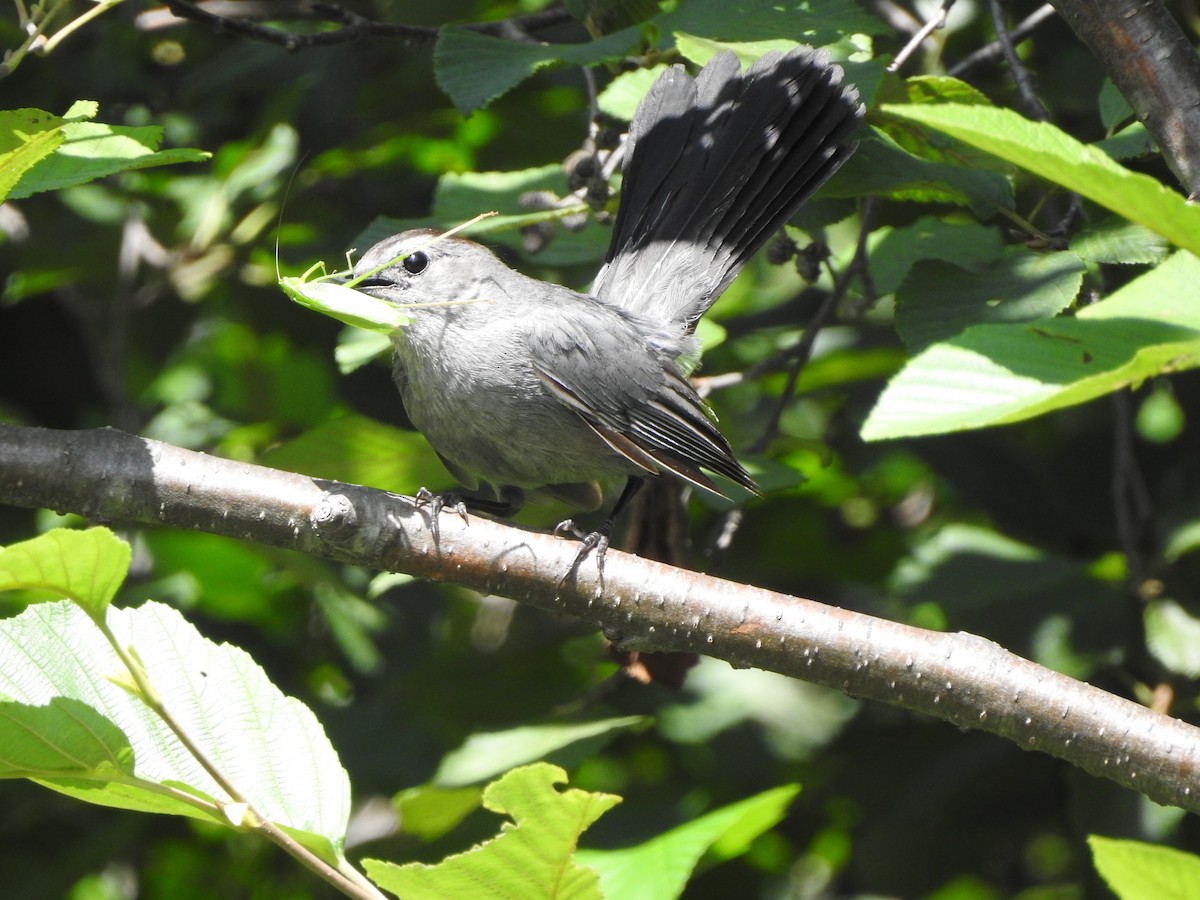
414, 486, 523, 542
557, 476, 644, 580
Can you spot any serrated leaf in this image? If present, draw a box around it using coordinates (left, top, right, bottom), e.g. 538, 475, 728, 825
0, 600, 351, 862
563, 0, 660, 33
881, 103, 1200, 256
576, 785, 800, 900
906, 74, 993, 107
365, 763, 620, 900
433, 716, 650, 788
831, 128, 1013, 218
673, 35, 885, 108
434, 26, 642, 113
1089, 835, 1200, 900
863, 251, 1200, 440
1069, 218, 1169, 266
0, 108, 66, 203
895, 248, 1085, 352
867, 216, 1005, 296
660, 0, 888, 45
0, 527, 130, 616
10, 120, 209, 199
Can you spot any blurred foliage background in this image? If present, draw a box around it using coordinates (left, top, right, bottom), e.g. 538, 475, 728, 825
4, 0, 1200, 896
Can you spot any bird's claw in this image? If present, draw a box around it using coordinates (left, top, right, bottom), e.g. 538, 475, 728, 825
555, 517, 611, 586
414, 487, 469, 542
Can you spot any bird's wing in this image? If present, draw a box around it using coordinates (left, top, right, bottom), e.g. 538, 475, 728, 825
528, 312, 757, 496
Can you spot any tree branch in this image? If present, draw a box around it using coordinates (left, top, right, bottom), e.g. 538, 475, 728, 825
3, 423, 1200, 812
1050, 0, 1200, 197
137, 0, 575, 49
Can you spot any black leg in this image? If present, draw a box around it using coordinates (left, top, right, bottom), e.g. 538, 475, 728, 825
556, 476, 645, 581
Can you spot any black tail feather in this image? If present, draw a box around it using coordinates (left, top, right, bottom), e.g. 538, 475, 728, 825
592, 48, 863, 329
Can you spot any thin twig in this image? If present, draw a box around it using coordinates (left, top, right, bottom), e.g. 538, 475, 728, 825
887, 0, 955, 73
749, 198, 881, 453
987, 0, 1049, 120
948, 4, 1056, 77
139, 0, 573, 49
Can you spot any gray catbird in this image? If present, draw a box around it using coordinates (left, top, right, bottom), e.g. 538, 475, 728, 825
351, 47, 863, 566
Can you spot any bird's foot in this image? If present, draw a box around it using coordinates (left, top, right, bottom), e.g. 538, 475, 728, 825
414, 487, 470, 542
555, 518, 612, 585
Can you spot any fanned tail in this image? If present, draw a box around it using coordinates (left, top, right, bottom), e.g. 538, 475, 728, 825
591, 48, 863, 330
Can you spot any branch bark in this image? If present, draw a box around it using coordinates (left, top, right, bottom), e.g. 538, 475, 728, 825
1051, 0, 1200, 197
137, 0, 575, 50
3, 423, 1200, 812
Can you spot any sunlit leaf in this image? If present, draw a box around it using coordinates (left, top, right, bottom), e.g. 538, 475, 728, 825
0, 527, 130, 617
365, 763, 619, 899
1089, 835, 1200, 900
0, 600, 351, 863
576, 785, 800, 900
863, 252, 1200, 439
881, 102, 1200, 255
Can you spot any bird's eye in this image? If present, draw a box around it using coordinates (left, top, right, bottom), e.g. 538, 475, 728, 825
402, 251, 429, 275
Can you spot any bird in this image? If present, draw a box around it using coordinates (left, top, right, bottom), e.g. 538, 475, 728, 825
350, 47, 863, 570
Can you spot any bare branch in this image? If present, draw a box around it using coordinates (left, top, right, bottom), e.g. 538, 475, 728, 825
987, 0, 1049, 120
1050, 0, 1200, 197
948, 4, 1056, 77
2, 423, 1200, 811
137, 0, 574, 49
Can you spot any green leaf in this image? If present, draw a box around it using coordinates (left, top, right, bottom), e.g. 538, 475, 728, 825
334, 326, 391, 374
660, 0, 888, 45
1089, 835, 1200, 900
905, 74, 994, 107
1144, 600, 1200, 679
862, 251, 1200, 440
1164, 519, 1200, 562
1070, 217, 1171, 266
356, 165, 611, 268
0, 527, 131, 616
0, 108, 66, 203
832, 128, 1014, 219
867, 216, 1005, 296
433, 0, 886, 114
890, 525, 1125, 676
11, 120, 210, 200
365, 763, 620, 899
1098, 80, 1134, 132
562, 0, 660, 32
598, 66, 670, 120
394, 784, 485, 841
434, 26, 643, 113
881, 103, 1200, 256
895, 247, 1086, 352
0, 600, 351, 863
576, 785, 800, 900
260, 413, 449, 495
433, 716, 650, 787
